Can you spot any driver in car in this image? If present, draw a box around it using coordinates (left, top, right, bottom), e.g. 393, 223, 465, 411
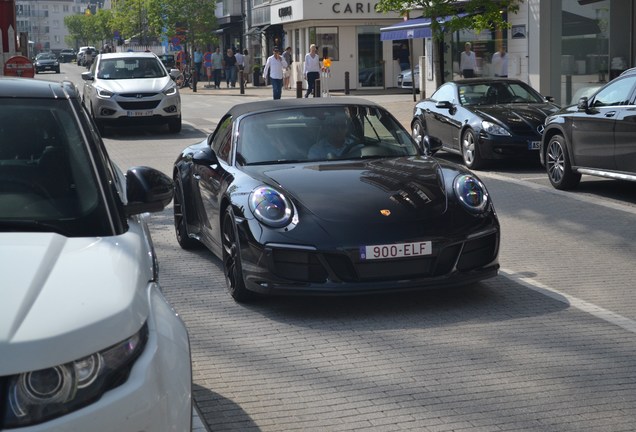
308, 115, 358, 160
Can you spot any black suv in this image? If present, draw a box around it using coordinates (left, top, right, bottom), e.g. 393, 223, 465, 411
540, 68, 636, 190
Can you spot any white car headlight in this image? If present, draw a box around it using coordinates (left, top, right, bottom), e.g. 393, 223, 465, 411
453, 174, 489, 213
163, 85, 178, 96
96, 87, 114, 98
3, 324, 148, 428
249, 186, 294, 228
481, 120, 511, 136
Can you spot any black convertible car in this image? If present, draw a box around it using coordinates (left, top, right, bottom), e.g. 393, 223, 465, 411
173, 98, 500, 302
411, 78, 559, 169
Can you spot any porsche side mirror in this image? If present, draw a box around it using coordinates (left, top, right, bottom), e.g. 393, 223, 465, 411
192, 147, 219, 167
125, 166, 174, 216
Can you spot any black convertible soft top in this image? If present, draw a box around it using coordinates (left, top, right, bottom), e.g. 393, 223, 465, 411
225, 97, 382, 118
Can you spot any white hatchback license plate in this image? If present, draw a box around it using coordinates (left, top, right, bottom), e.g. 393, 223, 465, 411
127, 110, 154, 117
360, 241, 432, 260
528, 141, 540, 150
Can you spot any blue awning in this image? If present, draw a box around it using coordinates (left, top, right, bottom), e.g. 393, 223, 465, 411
380, 14, 466, 41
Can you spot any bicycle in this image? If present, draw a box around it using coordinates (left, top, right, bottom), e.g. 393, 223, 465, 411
175, 66, 193, 89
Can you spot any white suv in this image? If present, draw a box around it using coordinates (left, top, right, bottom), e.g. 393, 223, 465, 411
81, 52, 182, 134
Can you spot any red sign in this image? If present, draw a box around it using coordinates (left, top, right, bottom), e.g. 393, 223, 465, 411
4, 55, 35, 77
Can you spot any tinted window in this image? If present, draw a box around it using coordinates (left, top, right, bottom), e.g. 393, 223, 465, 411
211, 116, 233, 163
591, 76, 636, 107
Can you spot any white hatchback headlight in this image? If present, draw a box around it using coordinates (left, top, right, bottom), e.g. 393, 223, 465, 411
3, 324, 147, 428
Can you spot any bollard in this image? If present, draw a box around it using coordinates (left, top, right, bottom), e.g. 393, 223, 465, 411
239, 70, 245, 94
315, 79, 321, 98
192, 67, 197, 92
296, 81, 303, 98
344, 71, 350, 95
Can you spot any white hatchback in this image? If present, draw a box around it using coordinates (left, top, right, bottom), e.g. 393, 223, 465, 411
0, 77, 191, 431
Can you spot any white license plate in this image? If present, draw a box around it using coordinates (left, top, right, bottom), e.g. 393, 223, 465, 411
360, 241, 432, 260
127, 110, 154, 117
528, 141, 540, 150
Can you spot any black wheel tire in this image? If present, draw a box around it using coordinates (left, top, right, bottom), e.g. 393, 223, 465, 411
222, 207, 254, 303
461, 128, 485, 170
168, 117, 182, 133
545, 134, 581, 190
173, 179, 200, 250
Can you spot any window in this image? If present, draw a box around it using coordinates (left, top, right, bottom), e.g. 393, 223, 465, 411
211, 116, 233, 163
309, 27, 339, 61
591, 76, 636, 107
432, 84, 456, 103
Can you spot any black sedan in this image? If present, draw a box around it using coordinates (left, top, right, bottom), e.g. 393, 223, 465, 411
33, 52, 60, 74
411, 78, 559, 169
540, 68, 636, 190
173, 98, 500, 302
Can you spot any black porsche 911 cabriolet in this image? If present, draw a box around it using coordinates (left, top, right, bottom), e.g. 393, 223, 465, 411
173, 98, 500, 302
411, 78, 560, 170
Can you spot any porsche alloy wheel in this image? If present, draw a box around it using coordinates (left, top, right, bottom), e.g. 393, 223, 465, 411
173, 179, 199, 249
546, 134, 581, 190
222, 208, 253, 302
461, 128, 485, 170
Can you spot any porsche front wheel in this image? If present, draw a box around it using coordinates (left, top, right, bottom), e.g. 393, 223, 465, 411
173, 179, 200, 250
222, 208, 253, 302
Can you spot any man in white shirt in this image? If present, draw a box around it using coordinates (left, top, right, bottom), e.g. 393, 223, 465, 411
460, 42, 477, 78
262, 47, 288, 100
303, 44, 322, 98
491, 47, 508, 78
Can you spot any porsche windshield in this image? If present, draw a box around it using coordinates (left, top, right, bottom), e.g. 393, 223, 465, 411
237, 105, 419, 164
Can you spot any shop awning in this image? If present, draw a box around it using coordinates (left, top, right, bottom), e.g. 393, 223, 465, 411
562, 10, 601, 36
380, 14, 465, 41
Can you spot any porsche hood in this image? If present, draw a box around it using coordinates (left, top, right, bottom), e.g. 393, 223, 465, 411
257, 156, 450, 222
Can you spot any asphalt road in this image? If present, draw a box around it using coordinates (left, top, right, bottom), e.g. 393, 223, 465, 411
41, 64, 636, 431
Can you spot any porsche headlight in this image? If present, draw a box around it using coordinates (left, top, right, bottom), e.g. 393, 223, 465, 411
453, 174, 489, 213
3, 324, 147, 428
481, 120, 511, 136
249, 186, 293, 228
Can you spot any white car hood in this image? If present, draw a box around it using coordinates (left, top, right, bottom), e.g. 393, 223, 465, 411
0, 230, 151, 375
101, 76, 172, 94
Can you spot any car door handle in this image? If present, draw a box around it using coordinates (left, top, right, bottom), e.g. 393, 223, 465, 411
605, 111, 616, 117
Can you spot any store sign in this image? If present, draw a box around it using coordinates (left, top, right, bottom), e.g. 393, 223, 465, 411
332, 2, 379, 14
279, 6, 292, 18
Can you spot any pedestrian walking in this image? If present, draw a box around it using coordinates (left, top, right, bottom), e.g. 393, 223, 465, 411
242, 49, 252, 84
224, 48, 237, 88
203, 47, 213, 85
460, 42, 477, 78
303, 44, 321, 98
211, 47, 223, 89
193, 48, 203, 81
283, 47, 293, 89
262, 46, 288, 100
491, 46, 508, 78
235, 49, 245, 85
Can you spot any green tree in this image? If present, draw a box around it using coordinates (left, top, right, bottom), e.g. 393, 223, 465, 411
64, 14, 95, 48
375, 0, 523, 88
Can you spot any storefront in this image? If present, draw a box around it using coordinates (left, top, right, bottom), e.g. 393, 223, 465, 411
267, 0, 403, 91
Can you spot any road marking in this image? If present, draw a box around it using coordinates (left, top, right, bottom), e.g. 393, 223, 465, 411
501, 268, 636, 334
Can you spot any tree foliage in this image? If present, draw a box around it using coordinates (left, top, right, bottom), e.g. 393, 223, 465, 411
375, 0, 523, 39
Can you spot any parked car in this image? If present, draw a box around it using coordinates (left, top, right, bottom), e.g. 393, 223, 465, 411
58, 48, 76, 63
540, 68, 636, 190
0, 77, 191, 431
411, 78, 560, 169
81, 52, 182, 135
397, 66, 420, 90
33, 52, 60, 74
172, 98, 500, 302
76, 46, 96, 66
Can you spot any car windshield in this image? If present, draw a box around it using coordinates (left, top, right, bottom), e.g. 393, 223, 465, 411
36, 53, 56, 60
0, 98, 113, 236
97, 58, 167, 80
237, 105, 419, 165
458, 82, 545, 106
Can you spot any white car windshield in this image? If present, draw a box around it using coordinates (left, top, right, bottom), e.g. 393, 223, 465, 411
97, 58, 167, 80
